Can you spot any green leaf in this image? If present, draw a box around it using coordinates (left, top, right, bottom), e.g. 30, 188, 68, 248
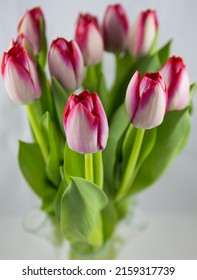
103, 103, 129, 185
41, 112, 62, 186
54, 167, 67, 221
18, 141, 56, 213
61, 177, 108, 245
131, 108, 191, 194
63, 143, 85, 184
51, 77, 69, 133
157, 39, 172, 66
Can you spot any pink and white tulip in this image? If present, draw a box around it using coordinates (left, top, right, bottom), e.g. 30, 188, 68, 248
1, 45, 41, 104
126, 71, 167, 129
128, 10, 158, 58
160, 56, 190, 111
17, 7, 45, 55
11, 34, 34, 58
102, 3, 129, 52
48, 38, 84, 91
63, 90, 108, 154
74, 13, 104, 65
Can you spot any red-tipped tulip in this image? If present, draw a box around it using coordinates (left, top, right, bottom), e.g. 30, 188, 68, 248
74, 13, 104, 65
48, 38, 84, 91
126, 71, 167, 129
1, 45, 41, 104
128, 10, 158, 58
17, 7, 45, 55
160, 56, 190, 111
11, 34, 34, 57
103, 3, 129, 52
63, 90, 108, 154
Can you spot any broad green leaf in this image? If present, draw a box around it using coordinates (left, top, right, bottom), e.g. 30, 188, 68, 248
130, 108, 191, 194
157, 39, 172, 66
51, 77, 69, 133
18, 141, 56, 213
41, 112, 62, 186
63, 143, 85, 184
61, 177, 108, 244
103, 103, 129, 185
102, 199, 118, 241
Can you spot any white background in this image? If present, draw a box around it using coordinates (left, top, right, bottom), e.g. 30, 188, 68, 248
0, 0, 197, 259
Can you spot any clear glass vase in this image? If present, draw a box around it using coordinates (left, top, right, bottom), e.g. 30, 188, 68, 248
23, 200, 147, 260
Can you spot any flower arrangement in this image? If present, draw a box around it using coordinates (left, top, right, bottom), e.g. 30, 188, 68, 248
1, 4, 196, 259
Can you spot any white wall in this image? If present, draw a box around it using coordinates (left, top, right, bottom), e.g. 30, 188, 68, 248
0, 0, 197, 259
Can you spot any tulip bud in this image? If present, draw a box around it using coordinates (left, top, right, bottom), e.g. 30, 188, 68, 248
63, 90, 108, 154
102, 4, 129, 52
74, 13, 104, 65
11, 34, 34, 58
160, 56, 190, 111
48, 38, 84, 91
17, 7, 45, 55
128, 10, 158, 58
126, 71, 167, 129
1, 45, 41, 104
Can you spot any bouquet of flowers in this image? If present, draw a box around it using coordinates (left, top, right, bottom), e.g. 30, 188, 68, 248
1, 4, 196, 259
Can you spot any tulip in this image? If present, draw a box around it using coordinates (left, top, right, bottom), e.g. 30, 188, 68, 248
11, 34, 34, 58
126, 71, 167, 129
128, 10, 158, 58
102, 3, 129, 52
1, 45, 41, 104
17, 7, 45, 55
74, 13, 104, 65
160, 56, 190, 111
48, 38, 84, 91
63, 90, 108, 154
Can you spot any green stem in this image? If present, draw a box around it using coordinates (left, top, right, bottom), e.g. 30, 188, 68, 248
85, 153, 94, 183
93, 152, 103, 189
116, 128, 145, 202
26, 104, 49, 162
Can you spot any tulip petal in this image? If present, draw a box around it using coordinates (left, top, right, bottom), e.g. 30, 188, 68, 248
18, 12, 40, 54
103, 4, 128, 51
49, 46, 77, 91
3, 58, 36, 104
71, 41, 84, 88
65, 103, 100, 154
82, 25, 103, 65
168, 67, 190, 111
126, 71, 140, 121
140, 13, 157, 56
91, 93, 109, 150
133, 83, 166, 129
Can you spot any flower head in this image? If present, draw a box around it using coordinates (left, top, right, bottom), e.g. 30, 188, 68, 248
1, 45, 41, 104
48, 38, 84, 91
103, 3, 129, 52
128, 9, 158, 57
126, 71, 167, 129
74, 13, 104, 65
63, 90, 108, 154
160, 56, 190, 111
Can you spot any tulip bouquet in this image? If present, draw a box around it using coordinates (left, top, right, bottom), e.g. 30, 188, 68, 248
1, 4, 196, 259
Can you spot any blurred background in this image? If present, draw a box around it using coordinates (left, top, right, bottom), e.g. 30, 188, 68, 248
0, 0, 197, 259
